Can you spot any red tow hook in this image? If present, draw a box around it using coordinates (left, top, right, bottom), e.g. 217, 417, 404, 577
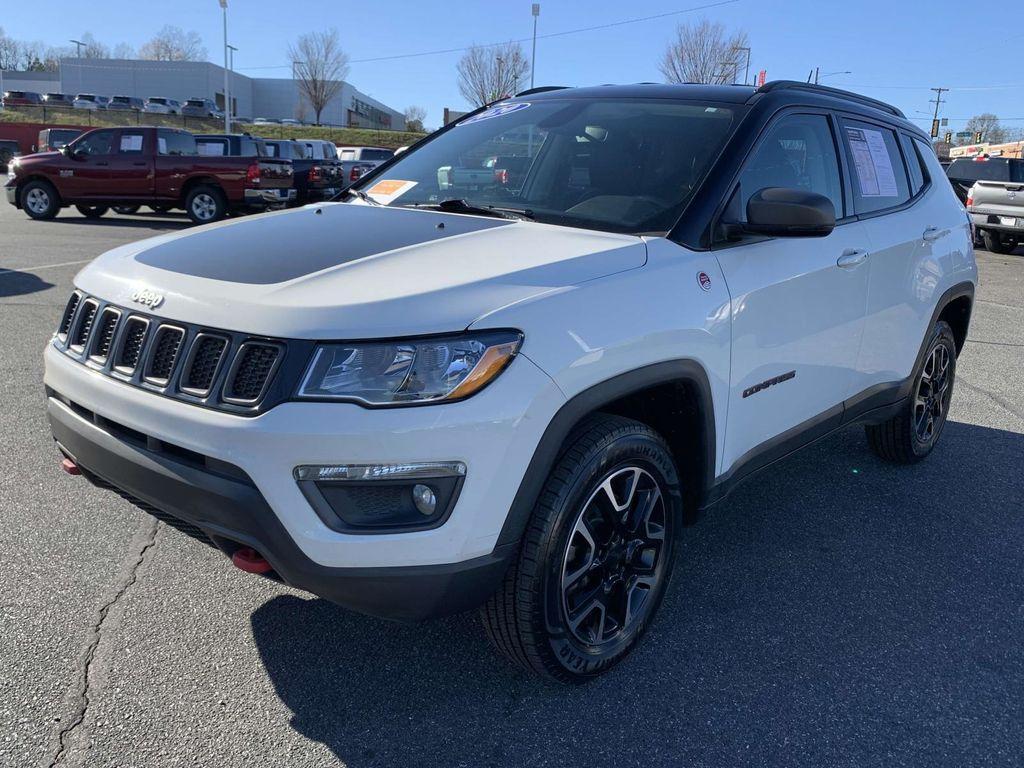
60, 457, 81, 476
231, 547, 273, 574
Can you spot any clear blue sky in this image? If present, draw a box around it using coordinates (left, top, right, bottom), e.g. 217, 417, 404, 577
3, 0, 1022, 132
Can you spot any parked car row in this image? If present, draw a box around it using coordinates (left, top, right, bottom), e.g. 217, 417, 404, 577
2, 90, 224, 118
3, 126, 381, 224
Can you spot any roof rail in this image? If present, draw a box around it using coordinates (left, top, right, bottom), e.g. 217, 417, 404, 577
753, 80, 905, 118
514, 85, 569, 97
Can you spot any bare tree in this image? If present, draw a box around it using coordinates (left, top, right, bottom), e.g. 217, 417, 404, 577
111, 42, 135, 60
0, 27, 20, 70
963, 113, 1006, 145
75, 32, 109, 59
404, 105, 427, 132
139, 25, 207, 62
456, 42, 530, 107
288, 29, 349, 126
659, 19, 749, 85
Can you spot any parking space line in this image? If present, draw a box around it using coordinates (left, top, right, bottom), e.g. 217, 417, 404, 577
0, 258, 94, 276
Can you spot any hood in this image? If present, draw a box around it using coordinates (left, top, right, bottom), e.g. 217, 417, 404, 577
74, 203, 647, 339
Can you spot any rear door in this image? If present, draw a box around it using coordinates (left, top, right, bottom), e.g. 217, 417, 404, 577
851, 125, 969, 396
715, 111, 872, 473
107, 129, 153, 197
153, 129, 198, 199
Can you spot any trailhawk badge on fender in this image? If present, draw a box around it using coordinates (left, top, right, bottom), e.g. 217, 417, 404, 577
130, 287, 164, 309
697, 271, 712, 291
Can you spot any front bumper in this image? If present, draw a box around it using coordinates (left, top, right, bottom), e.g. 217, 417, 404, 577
5, 183, 17, 206
48, 395, 514, 620
44, 343, 563, 569
243, 188, 297, 207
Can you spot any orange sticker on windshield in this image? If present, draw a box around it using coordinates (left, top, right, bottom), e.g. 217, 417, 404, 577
367, 179, 417, 203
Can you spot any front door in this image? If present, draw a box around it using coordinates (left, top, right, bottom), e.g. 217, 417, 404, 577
714, 112, 872, 474
61, 129, 115, 200
107, 129, 153, 198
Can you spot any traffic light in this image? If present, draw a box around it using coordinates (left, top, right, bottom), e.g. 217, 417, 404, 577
973, 131, 983, 143
944, 131, 953, 144
931, 119, 940, 138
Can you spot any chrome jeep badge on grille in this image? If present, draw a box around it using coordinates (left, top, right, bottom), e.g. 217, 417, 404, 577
130, 288, 164, 309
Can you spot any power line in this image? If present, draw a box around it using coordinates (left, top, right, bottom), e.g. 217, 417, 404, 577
237, 0, 741, 71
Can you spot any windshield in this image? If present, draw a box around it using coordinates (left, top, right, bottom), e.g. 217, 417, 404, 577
356, 98, 737, 234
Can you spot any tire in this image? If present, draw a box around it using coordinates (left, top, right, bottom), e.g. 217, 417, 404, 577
184, 185, 227, 224
149, 204, 173, 214
481, 414, 682, 682
112, 204, 141, 214
865, 321, 957, 464
20, 180, 60, 220
75, 204, 109, 219
981, 230, 1017, 254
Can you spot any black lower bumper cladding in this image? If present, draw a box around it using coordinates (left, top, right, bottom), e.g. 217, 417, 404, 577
47, 395, 513, 622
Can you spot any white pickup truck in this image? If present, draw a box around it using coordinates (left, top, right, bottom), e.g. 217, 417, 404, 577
961, 157, 1024, 253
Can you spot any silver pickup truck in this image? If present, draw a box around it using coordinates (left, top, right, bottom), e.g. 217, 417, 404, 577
952, 157, 1024, 254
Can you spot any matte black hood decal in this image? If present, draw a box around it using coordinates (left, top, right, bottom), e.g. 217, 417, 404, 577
134, 205, 512, 285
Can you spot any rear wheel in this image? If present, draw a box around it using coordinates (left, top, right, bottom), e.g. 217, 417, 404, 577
185, 185, 226, 224
112, 204, 141, 214
481, 414, 682, 682
20, 180, 60, 220
865, 321, 957, 464
981, 230, 1018, 254
75, 204, 109, 219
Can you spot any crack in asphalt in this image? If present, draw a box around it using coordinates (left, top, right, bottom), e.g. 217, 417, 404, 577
958, 376, 1024, 425
45, 519, 160, 768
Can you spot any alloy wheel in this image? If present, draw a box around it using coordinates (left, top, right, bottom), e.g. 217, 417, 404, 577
26, 187, 50, 214
560, 466, 667, 647
914, 343, 951, 443
191, 193, 217, 221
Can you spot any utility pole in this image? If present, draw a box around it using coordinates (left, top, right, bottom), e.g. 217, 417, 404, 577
530, 4, 540, 89
227, 44, 237, 124
219, 0, 230, 133
930, 87, 948, 139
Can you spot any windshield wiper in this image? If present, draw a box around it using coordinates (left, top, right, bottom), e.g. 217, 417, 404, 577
342, 187, 382, 205
404, 198, 534, 221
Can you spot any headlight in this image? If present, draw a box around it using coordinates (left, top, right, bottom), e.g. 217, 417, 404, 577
296, 330, 523, 406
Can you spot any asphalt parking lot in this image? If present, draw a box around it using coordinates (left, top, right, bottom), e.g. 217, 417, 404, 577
1, 202, 1022, 768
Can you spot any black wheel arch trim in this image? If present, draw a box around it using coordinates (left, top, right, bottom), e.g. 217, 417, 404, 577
495, 359, 717, 547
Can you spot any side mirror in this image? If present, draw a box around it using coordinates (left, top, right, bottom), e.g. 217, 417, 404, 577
744, 187, 836, 237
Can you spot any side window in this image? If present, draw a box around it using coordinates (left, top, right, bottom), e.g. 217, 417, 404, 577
734, 114, 843, 222
75, 130, 115, 156
841, 120, 911, 214
157, 130, 197, 156
899, 134, 928, 195
196, 139, 227, 156
118, 131, 145, 155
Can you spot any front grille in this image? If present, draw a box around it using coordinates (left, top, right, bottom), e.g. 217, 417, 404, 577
70, 299, 98, 350
58, 293, 81, 339
53, 291, 294, 415
180, 334, 227, 395
89, 308, 121, 362
115, 317, 148, 372
224, 342, 281, 403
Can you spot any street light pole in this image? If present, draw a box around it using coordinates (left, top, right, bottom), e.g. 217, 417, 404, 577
70, 39, 85, 57
219, 0, 230, 133
531, 4, 540, 90
227, 44, 238, 124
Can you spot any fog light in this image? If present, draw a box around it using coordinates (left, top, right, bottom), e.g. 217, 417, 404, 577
412, 484, 436, 516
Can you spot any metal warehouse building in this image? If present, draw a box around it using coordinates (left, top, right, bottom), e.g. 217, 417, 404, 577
12, 57, 404, 129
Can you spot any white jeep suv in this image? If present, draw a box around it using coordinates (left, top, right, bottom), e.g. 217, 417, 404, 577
45, 82, 976, 682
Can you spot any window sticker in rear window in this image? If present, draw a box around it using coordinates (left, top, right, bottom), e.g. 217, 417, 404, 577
846, 126, 898, 197
119, 134, 143, 153
458, 102, 531, 125
366, 179, 417, 204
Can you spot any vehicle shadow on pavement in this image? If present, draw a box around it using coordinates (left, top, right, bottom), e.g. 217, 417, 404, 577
46, 215, 191, 232
250, 420, 1024, 767
0, 268, 54, 297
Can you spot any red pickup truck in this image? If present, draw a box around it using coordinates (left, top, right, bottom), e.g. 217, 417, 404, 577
5, 126, 295, 224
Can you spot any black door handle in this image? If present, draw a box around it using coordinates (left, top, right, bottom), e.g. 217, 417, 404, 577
132, 162, 147, 166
